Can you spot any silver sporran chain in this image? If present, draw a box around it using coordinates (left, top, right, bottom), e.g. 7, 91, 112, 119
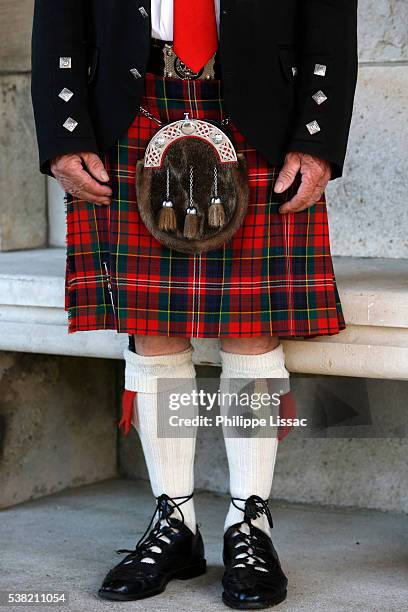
139, 106, 230, 128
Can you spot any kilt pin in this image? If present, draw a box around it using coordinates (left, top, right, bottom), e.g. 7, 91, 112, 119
65, 72, 345, 339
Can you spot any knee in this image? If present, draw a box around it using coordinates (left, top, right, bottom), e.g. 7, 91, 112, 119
220, 336, 280, 355
133, 334, 192, 356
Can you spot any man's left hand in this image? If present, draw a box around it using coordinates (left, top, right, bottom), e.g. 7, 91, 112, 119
274, 152, 332, 213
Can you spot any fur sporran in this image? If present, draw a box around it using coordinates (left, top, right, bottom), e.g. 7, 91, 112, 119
135, 116, 249, 254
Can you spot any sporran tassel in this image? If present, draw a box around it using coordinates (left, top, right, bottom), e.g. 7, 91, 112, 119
208, 166, 226, 228
184, 165, 199, 239
158, 201, 177, 232
158, 167, 176, 232
209, 197, 226, 228
184, 208, 198, 239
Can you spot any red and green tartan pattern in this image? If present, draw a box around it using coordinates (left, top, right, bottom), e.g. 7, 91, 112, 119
65, 73, 345, 338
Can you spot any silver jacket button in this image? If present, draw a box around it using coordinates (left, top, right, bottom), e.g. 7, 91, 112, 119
306, 120, 321, 135
130, 67, 142, 79
59, 57, 72, 69
314, 63, 327, 77
58, 88, 74, 102
63, 117, 78, 132
312, 90, 328, 105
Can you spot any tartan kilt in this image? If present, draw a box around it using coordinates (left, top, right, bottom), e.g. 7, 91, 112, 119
65, 72, 345, 338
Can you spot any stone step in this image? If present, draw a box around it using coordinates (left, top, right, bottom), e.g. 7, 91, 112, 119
0, 249, 407, 379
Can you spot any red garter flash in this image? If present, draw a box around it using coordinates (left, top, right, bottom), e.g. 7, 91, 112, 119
277, 391, 297, 442
118, 390, 137, 436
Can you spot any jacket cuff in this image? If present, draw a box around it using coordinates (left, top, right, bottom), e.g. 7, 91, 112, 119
39, 137, 100, 177
286, 140, 343, 180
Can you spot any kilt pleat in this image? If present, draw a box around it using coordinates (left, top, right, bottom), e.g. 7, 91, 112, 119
65, 73, 345, 338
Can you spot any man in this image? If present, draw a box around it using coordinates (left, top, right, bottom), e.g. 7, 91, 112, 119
32, 0, 358, 607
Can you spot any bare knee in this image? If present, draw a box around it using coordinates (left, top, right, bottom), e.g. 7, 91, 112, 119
220, 336, 279, 355
133, 335, 192, 356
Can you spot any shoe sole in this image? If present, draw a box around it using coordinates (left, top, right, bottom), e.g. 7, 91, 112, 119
98, 558, 207, 602
222, 589, 287, 610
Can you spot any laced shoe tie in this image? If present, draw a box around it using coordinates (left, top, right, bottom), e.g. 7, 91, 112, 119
112, 493, 193, 574
230, 495, 274, 573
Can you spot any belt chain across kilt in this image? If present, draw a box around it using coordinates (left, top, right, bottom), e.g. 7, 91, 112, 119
65, 73, 345, 338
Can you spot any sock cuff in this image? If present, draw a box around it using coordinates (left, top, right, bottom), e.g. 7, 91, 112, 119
219, 343, 289, 379
124, 346, 196, 392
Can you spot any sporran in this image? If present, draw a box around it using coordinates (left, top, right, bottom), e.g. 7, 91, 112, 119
136, 113, 249, 254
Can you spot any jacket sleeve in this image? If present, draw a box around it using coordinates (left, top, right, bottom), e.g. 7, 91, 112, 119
31, 0, 99, 176
288, 0, 358, 179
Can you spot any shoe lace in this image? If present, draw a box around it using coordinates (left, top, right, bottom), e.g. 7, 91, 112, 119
229, 495, 274, 573
115, 493, 193, 566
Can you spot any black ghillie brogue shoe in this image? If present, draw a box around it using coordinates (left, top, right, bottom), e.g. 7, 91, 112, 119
222, 495, 288, 609
98, 493, 206, 601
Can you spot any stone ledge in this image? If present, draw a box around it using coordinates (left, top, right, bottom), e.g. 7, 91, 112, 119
0, 248, 407, 380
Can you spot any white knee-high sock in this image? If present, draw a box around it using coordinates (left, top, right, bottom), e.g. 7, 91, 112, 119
220, 344, 290, 536
124, 346, 197, 534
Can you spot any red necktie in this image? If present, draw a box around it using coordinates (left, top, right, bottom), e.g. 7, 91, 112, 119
173, 0, 218, 73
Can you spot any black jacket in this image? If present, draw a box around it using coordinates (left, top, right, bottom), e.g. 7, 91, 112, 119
31, 0, 358, 179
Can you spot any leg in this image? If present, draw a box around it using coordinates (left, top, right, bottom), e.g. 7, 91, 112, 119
133, 334, 191, 356
99, 334, 206, 601
220, 335, 288, 534
129, 335, 197, 533
219, 336, 289, 609
221, 336, 280, 356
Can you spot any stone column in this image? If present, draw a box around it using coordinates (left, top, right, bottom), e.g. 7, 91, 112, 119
327, 0, 408, 258
0, 0, 47, 251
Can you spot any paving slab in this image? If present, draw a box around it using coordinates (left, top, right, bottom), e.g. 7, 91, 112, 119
0, 479, 407, 612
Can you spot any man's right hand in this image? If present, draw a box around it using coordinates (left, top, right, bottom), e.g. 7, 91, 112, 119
50, 152, 112, 205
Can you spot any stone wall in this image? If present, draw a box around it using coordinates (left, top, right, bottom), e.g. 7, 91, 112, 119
0, 352, 119, 508
327, 0, 408, 258
0, 0, 46, 251
0, 0, 33, 72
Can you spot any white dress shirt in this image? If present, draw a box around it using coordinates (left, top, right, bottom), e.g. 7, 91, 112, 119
151, 0, 220, 41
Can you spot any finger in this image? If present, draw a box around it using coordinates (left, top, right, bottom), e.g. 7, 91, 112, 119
58, 180, 112, 205
274, 153, 301, 193
310, 176, 330, 203
280, 195, 312, 214
54, 154, 112, 196
279, 176, 316, 213
76, 165, 113, 196
311, 188, 324, 203
65, 185, 111, 205
74, 190, 112, 206
81, 152, 110, 183
280, 187, 315, 212
58, 164, 113, 198
289, 202, 311, 213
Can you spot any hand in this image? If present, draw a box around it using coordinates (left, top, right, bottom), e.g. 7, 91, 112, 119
274, 152, 331, 213
51, 152, 112, 206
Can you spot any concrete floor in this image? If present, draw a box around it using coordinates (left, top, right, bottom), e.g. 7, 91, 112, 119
1, 480, 407, 612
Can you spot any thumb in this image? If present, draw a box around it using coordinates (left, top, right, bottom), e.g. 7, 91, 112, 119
81, 152, 110, 182
274, 153, 301, 193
